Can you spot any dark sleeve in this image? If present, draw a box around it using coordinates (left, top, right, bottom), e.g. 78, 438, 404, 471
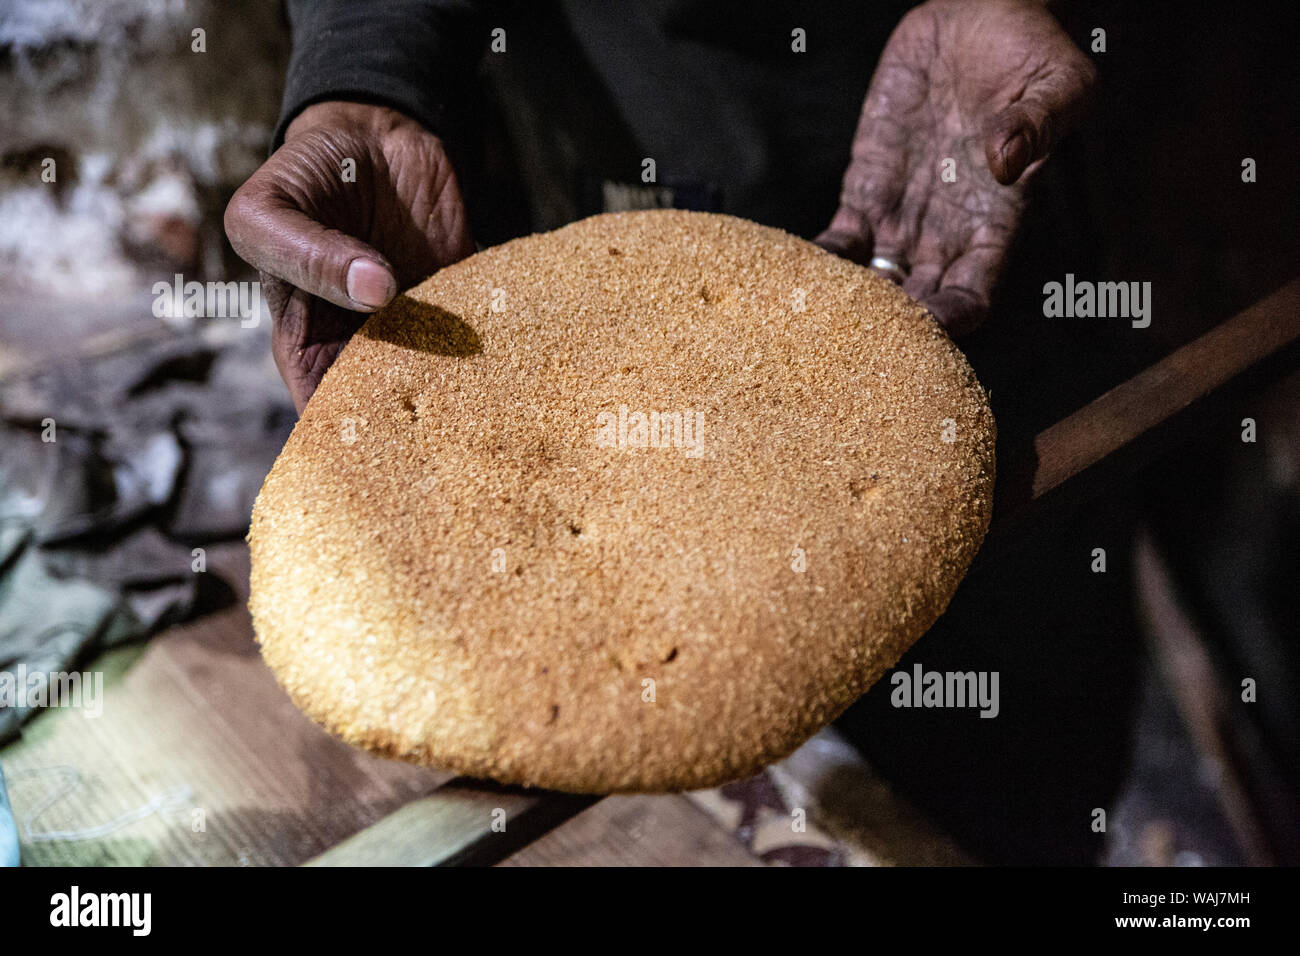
274, 0, 501, 149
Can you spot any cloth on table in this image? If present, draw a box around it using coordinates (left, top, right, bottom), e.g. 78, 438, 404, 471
0, 323, 293, 744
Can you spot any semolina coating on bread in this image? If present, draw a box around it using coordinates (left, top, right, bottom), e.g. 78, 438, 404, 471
248, 209, 995, 794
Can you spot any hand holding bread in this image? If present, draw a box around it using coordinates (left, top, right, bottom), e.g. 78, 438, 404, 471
224, 101, 475, 412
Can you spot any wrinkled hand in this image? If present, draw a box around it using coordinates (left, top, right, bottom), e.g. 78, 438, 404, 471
225, 101, 474, 412
816, 0, 1095, 335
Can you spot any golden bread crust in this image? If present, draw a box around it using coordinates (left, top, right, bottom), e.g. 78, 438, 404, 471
249, 210, 995, 793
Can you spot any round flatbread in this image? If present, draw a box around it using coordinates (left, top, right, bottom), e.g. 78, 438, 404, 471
249, 210, 995, 793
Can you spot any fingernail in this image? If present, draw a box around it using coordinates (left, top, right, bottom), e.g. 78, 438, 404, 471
1001, 131, 1032, 178
346, 258, 396, 309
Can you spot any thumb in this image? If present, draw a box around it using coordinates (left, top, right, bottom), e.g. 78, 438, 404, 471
225, 182, 397, 312
984, 55, 1096, 185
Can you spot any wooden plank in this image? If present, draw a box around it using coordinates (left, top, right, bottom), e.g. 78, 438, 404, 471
307, 780, 597, 867
310, 788, 765, 867
1133, 528, 1276, 866
1033, 278, 1300, 496
988, 277, 1300, 551
760, 727, 973, 866
501, 794, 764, 867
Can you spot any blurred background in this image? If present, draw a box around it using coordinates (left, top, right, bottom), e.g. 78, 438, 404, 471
0, 0, 1296, 866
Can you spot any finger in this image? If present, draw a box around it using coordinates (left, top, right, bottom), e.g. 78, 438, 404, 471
869, 218, 914, 275
262, 270, 364, 413
814, 206, 874, 266
225, 179, 397, 313
984, 54, 1096, 185
258, 271, 295, 328
923, 244, 1003, 336
263, 277, 321, 413
814, 228, 874, 266
265, 281, 313, 413
415, 159, 477, 272
878, 219, 951, 294
921, 286, 988, 337
902, 260, 944, 301
817, 74, 912, 265
269, 285, 360, 413
380, 145, 477, 287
